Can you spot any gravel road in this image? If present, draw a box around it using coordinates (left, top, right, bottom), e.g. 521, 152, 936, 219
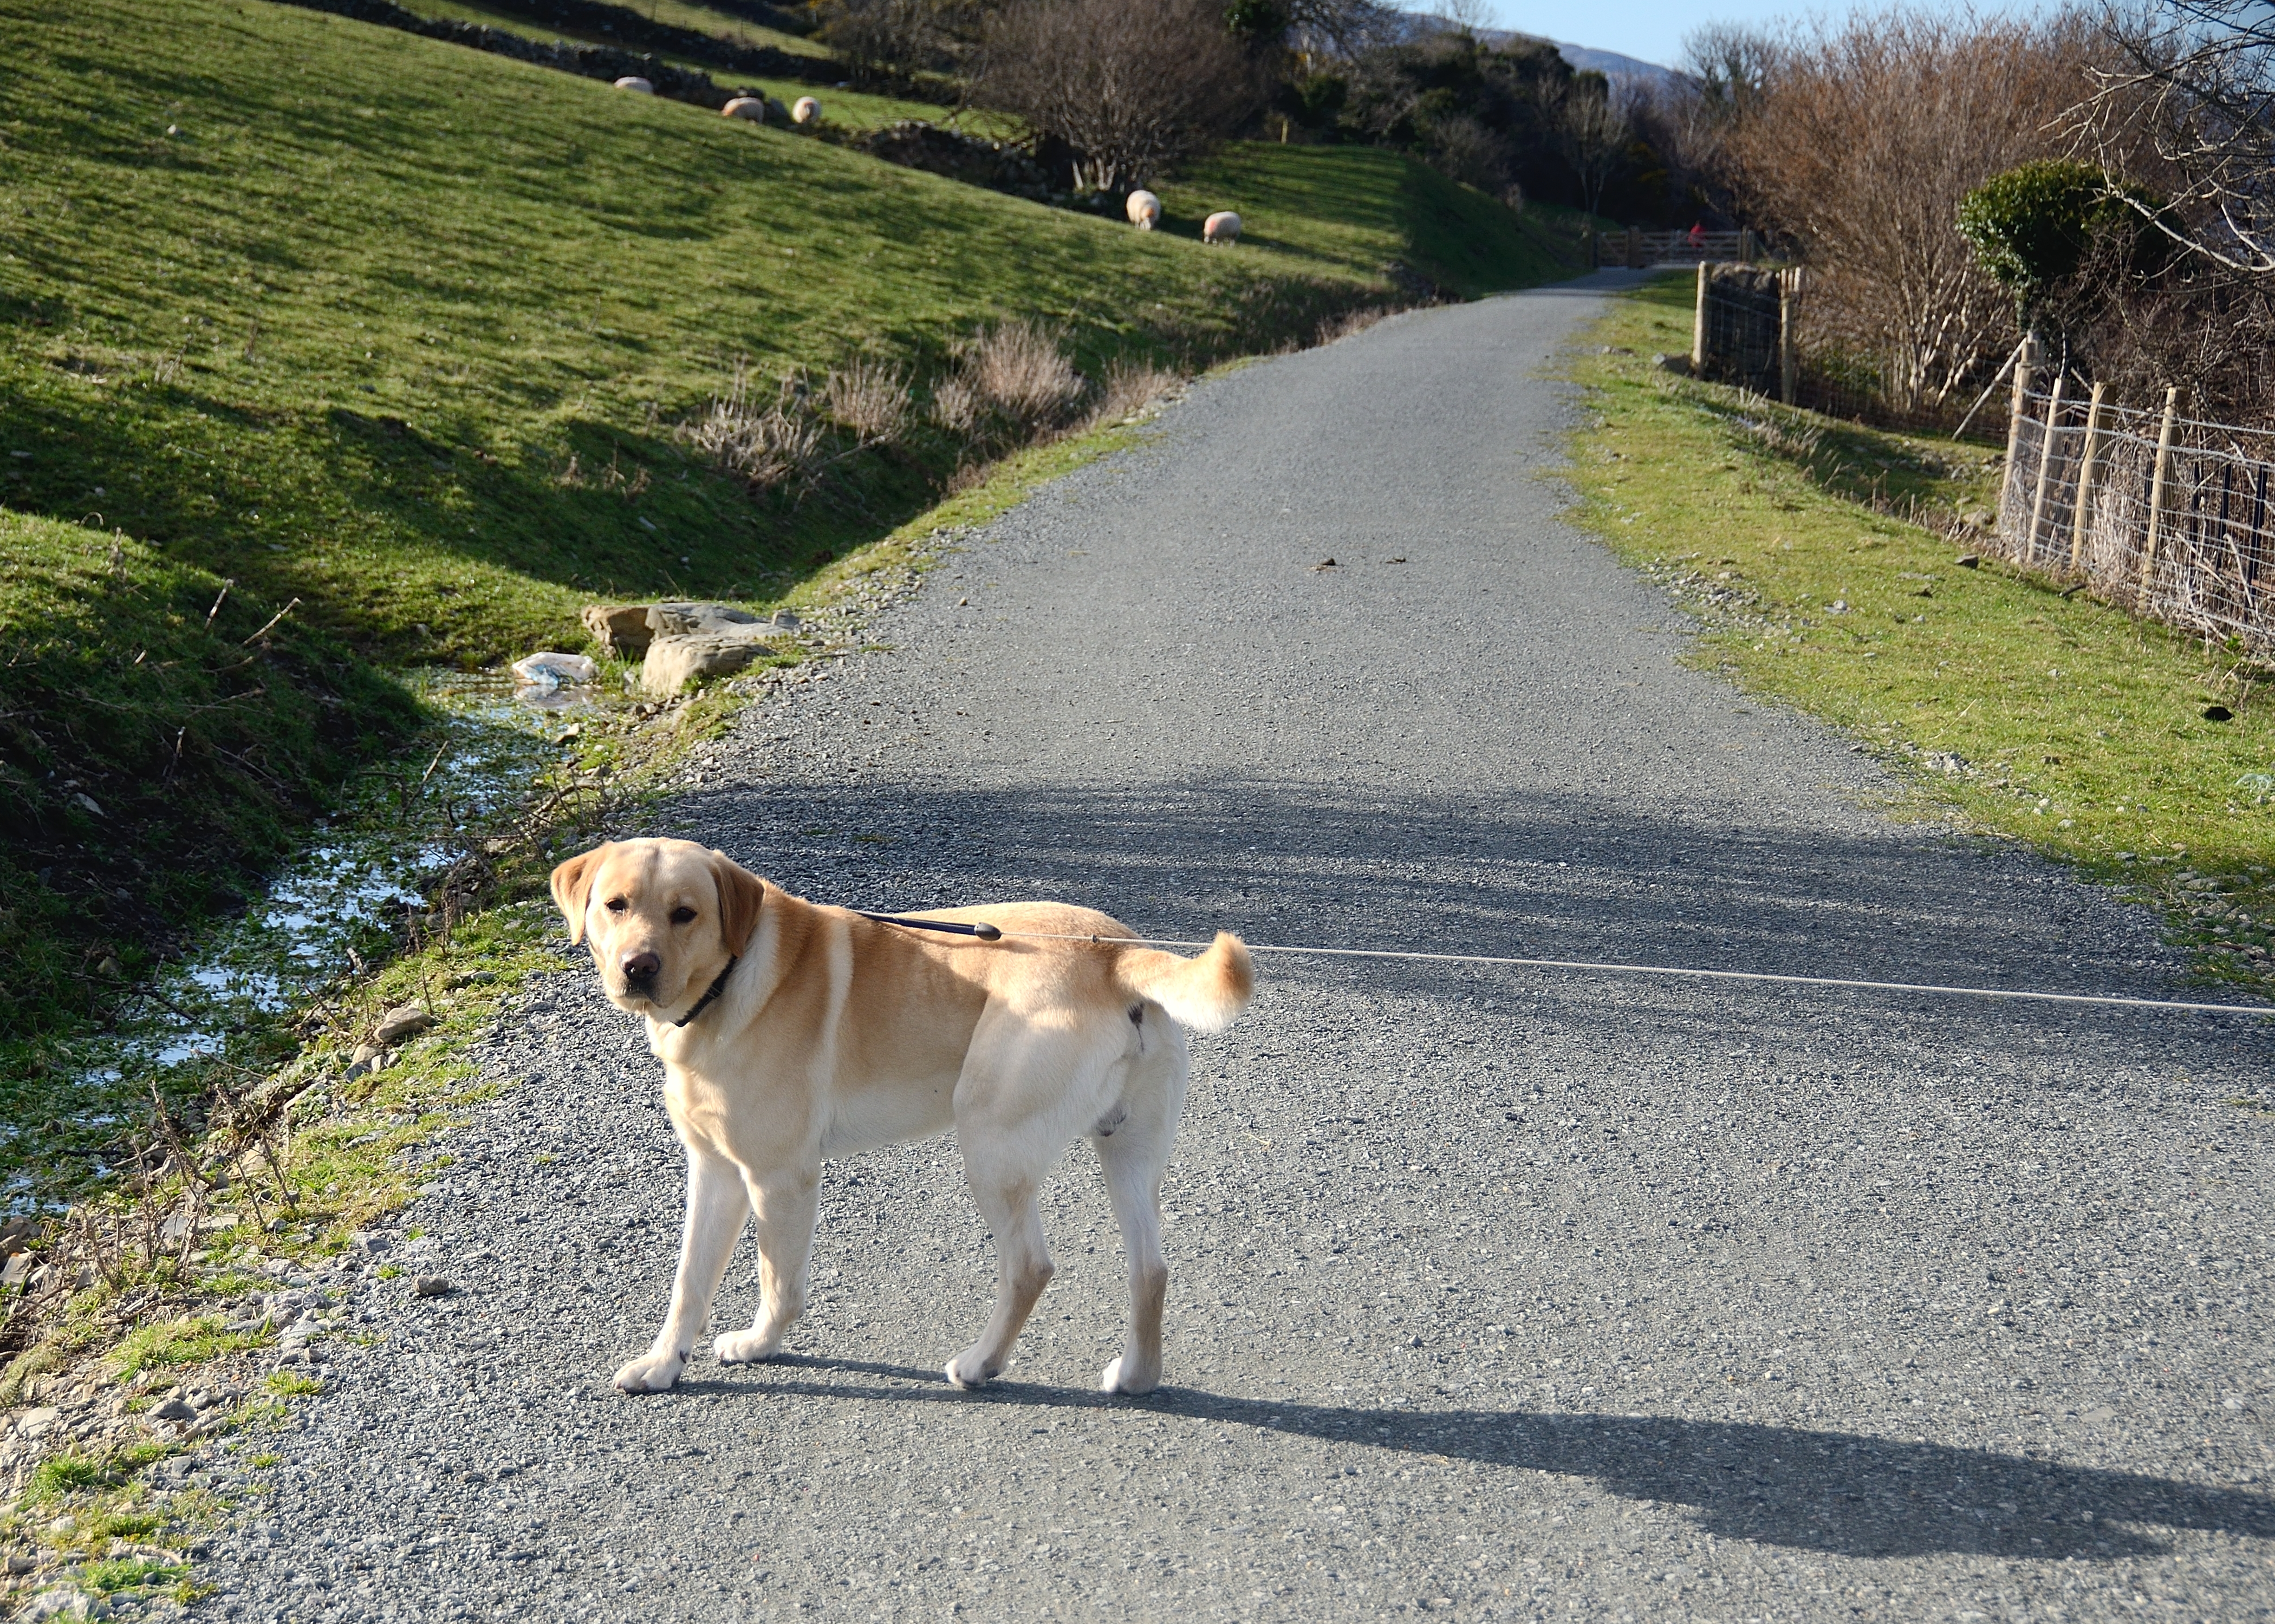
192, 275, 2273, 1622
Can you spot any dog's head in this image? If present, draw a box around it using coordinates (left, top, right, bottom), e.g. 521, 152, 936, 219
549, 838, 767, 1019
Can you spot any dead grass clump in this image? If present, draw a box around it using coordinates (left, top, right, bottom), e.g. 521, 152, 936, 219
932, 377, 983, 435
1315, 306, 1393, 347
939, 321, 1084, 430
1085, 359, 1182, 427
820, 359, 914, 447
681, 362, 828, 493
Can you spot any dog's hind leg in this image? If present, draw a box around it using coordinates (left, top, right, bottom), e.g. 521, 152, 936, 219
716, 1165, 819, 1365
615, 1142, 749, 1394
945, 1013, 1122, 1390
1095, 1027, 1189, 1395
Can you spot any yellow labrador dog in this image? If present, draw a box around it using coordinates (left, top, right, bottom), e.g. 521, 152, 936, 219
549, 838, 1254, 1396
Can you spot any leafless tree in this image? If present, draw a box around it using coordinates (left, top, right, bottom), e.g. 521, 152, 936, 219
820, 0, 981, 77
976, 0, 1264, 192
1722, 8, 2101, 413
2075, 1, 2275, 275
1555, 71, 1629, 218
1284, 0, 1408, 62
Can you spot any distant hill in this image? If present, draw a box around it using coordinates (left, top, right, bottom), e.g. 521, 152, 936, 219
1554, 41, 1681, 89
1470, 26, 1680, 88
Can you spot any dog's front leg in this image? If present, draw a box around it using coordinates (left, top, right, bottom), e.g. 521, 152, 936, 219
614, 1143, 748, 1394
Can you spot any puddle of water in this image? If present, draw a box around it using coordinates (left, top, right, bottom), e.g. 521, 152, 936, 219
28, 670, 593, 1208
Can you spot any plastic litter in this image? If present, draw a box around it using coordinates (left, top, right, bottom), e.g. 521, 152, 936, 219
511, 651, 597, 690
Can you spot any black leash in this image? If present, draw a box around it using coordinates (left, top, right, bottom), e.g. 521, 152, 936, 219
856, 910, 1002, 941
672, 955, 739, 1027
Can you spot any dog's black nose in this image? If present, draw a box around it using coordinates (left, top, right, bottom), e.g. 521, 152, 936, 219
621, 950, 661, 984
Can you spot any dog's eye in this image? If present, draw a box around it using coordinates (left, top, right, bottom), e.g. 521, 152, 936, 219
605, 897, 628, 914
670, 906, 697, 925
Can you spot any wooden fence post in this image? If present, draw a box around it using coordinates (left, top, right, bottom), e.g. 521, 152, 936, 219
1778, 269, 1800, 406
2141, 384, 2187, 594
1999, 334, 2041, 519
1739, 227, 1756, 263
2027, 373, 2068, 561
1626, 227, 1642, 270
2068, 381, 2107, 570
1692, 262, 1710, 374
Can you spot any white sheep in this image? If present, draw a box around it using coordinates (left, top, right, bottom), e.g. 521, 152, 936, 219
792, 96, 821, 125
1126, 190, 1162, 231
613, 76, 655, 94
1203, 210, 1242, 244
722, 96, 766, 122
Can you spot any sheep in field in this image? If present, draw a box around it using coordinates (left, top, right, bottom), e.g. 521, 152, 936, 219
1126, 190, 1162, 231
613, 76, 655, 94
723, 96, 766, 121
1203, 211, 1242, 244
792, 96, 822, 124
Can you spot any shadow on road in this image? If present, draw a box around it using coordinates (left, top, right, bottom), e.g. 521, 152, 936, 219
689, 1356, 2274, 1563
696, 773, 2272, 1048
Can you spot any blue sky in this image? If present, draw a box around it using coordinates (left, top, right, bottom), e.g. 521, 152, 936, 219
1499, 0, 2053, 71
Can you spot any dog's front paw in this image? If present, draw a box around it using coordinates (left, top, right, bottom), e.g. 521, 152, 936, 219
944, 1348, 1000, 1390
1100, 1356, 1159, 1396
613, 1350, 686, 1393
713, 1329, 783, 1365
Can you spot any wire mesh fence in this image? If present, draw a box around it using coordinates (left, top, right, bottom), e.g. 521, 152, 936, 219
1997, 382, 2275, 656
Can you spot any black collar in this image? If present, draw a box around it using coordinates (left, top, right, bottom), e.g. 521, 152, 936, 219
671, 956, 738, 1028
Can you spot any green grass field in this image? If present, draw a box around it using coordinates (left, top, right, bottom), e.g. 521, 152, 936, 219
0, 0, 1583, 1046
1570, 275, 2275, 995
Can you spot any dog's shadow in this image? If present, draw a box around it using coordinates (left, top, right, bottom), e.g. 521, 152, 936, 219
677, 1355, 2271, 1563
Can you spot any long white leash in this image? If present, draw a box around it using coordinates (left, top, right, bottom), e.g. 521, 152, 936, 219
990, 931, 2271, 1017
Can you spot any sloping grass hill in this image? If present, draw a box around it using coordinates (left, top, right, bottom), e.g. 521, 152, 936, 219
0, 0, 1581, 1046
1159, 144, 1583, 299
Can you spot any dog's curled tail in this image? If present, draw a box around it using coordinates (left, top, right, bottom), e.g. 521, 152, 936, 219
1115, 932, 1255, 1033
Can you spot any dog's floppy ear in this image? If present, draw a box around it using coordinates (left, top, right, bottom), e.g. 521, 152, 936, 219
550, 845, 608, 945
710, 849, 766, 956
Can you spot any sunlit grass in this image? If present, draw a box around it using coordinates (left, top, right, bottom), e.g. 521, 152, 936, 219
1570, 273, 2275, 994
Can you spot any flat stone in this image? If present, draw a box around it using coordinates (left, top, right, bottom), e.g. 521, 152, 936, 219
16, 1407, 60, 1438
412, 1276, 452, 1298
646, 601, 769, 638
22, 1586, 101, 1621
372, 1006, 434, 1046
149, 1399, 196, 1424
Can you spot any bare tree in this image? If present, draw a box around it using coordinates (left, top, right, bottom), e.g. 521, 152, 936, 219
1431, 0, 1491, 33
977, 0, 1264, 193
1284, 0, 1407, 62
1555, 71, 1629, 218
820, 0, 980, 78
1722, 8, 2100, 412
2076, 1, 2275, 275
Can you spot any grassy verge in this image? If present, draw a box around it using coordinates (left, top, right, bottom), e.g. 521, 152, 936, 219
1568, 273, 2275, 998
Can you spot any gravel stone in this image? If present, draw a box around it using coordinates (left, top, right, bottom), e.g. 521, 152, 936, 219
185, 277, 2272, 1621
